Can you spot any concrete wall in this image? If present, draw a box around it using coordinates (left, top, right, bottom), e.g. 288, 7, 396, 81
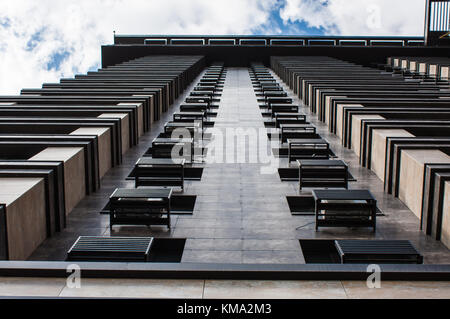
0, 178, 47, 260
399, 149, 450, 219
30, 147, 86, 215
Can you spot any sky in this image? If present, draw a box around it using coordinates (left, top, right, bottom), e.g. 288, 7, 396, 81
0, 0, 427, 94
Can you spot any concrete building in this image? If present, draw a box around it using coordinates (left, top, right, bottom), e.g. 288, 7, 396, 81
0, 0, 449, 299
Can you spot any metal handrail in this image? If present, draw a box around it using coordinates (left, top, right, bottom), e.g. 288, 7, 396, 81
115, 35, 425, 47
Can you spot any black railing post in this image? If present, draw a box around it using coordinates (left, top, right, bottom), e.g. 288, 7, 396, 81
425, 0, 450, 45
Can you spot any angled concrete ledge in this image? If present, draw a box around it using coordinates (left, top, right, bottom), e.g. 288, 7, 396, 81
70, 127, 112, 178
0, 261, 450, 281
350, 114, 385, 158
118, 102, 145, 136
98, 113, 130, 154
30, 147, 86, 215
399, 149, 450, 219
336, 104, 362, 140
323, 95, 342, 125
371, 129, 415, 181
0, 178, 47, 260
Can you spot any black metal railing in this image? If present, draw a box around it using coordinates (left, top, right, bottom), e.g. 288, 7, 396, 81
114, 35, 425, 47
429, 0, 450, 31
425, 0, 450, 45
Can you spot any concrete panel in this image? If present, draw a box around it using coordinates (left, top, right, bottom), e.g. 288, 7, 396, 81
301, 79, 306, 103
315, 89, 321, 116
204, 280, 346, 299
0, 277, 66, 297
30, 147, 86, 215
118, 103, 144, 137
149, 96, 155, 124
350, 114, 385, 158
134, 94, 155, 123
429, 64, 437, 78
441, 181, 450, 249
399, 149, 450, 219
335, 104, 362, 140
308, 84, 313, 107
342, 281, 450, 299
0, 178, 46, 260
70, 127, 112, 178
419, 63, 427, 74
371, 129, 414, 181
324, 95, 342, 125
401, 59, 408, 69
98, 113, 130, 154
60, 278, 204, 298
441, 66, 449, 81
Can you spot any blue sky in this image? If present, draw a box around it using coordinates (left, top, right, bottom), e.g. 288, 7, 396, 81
249, 0, 329, 35
266, 11, 327, 36
0, 0, 426, 94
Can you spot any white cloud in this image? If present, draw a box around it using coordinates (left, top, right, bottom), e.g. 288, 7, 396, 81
280, 0, 426, 36
0, 0, 428, 94
0, 0, 278, 94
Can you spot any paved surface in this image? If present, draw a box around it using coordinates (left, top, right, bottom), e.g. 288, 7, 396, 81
0, 276, 449, 298
29, 67, 450, 264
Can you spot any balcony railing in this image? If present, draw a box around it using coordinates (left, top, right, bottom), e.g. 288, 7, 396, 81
425, 0, 450, 45
428, 0, 450, 31
115, 35, 425, 47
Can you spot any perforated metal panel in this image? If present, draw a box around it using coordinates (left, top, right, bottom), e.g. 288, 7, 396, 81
335, 240, 423, 264
67, 236, 153, 262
